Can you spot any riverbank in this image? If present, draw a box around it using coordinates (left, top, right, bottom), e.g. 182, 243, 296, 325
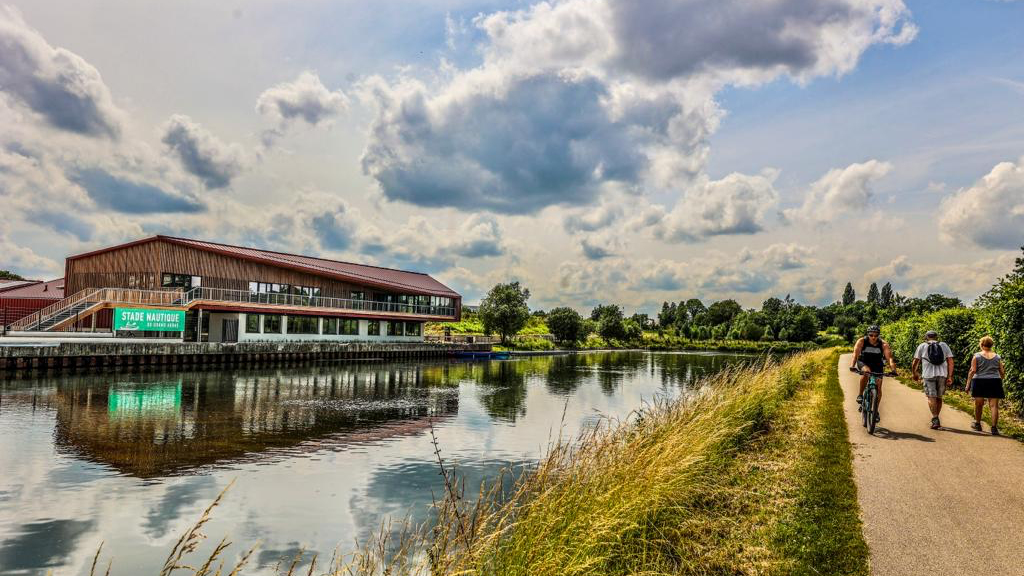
496, 334, 827, 354
134, 348, 865, 574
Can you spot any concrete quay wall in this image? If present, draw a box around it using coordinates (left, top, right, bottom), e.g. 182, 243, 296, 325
0, 340, 490, 372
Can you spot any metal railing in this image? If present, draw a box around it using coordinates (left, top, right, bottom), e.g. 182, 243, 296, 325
183, 287, 458, 318
8, 288, 187, 331
7, 286, 457, 332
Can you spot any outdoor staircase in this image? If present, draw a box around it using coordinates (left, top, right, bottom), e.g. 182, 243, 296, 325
7, 288, 189, 332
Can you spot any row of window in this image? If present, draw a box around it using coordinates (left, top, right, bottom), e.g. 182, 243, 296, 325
244, 315, 421, 336
162, 273, 201, 289
248, 282, 322, 297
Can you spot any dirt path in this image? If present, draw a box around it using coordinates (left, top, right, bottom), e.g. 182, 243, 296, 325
839, 354, 1024, 576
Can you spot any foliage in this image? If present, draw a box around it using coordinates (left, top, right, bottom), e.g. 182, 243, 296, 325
842, 283, 856, 306
593, 304, 628, 341
975, 248, 1024, 409
546, 307, 584, 344
866, 282, 879, 305
706, 299, 743, 326
479, 282, 532, 344
879, 282, 894, 308
496, 337, 557, 351
0, 270, 26, 281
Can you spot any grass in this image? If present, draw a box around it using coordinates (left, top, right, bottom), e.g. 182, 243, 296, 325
87, 349, 866, 575
892, 373, 1024, 441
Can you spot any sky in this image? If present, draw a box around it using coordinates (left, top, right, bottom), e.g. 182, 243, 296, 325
1, 0, 1023, 312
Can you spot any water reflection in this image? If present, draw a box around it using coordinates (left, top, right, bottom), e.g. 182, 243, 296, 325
0, 351, 752, 576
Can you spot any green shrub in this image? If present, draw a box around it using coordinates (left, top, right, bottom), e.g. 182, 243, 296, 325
885, 308, 980, 384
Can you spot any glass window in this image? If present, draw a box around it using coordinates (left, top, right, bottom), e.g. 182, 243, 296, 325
323, 317, 338, 335
161, 273, 192, 288
405, 322, 421, 336
264, 315, 282, 333
367, 320, 380, 336
351, 291, 365, 300
249, 281, 258, 294
387, 321, 404, 336
288, 316, 319, 334
340, 319, 359, 335
245, 314, 261, 333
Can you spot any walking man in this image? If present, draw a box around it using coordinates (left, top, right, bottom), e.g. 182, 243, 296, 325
912, 330, 954, 429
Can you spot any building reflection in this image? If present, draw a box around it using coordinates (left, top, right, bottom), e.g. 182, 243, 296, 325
49, 363, 460, 478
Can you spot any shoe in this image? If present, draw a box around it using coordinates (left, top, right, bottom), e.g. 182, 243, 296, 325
991, 426, 1000, 436
873, 412, 880, 424
856, 395, 863, 411
930, 417, 940, 430
971, 421, 982, 431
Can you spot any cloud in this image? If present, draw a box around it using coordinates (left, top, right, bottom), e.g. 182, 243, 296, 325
257, 71, 348, 145
360, 0, 915, 215
864, 255, 911, 283
0, 7, 122, 137
579, 233, 623, 260
783, 159, 893, 223
563, 203, 623, 233
740, 243, 815, 270
653, 169, 780, 242
938, 156, 1024, 250
71, 168, 204, 214
450, 214, 505, 258
0, 229, 59, 277
160, 115, 246, 189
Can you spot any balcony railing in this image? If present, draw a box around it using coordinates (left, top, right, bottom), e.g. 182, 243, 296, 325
184, 287, 457, 318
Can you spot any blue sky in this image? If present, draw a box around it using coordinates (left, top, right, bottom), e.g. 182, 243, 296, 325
1, 0, 1023, 311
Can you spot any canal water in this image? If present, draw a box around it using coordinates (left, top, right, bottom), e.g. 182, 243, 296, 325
0, 351, 750, 575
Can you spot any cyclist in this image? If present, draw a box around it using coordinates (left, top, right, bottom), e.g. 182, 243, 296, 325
851, 325, 896, 423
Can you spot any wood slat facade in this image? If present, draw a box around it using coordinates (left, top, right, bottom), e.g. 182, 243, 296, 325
63, 238, 461, 320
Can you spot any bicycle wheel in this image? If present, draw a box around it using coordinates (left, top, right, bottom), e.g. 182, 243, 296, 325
866, 388, 877, 434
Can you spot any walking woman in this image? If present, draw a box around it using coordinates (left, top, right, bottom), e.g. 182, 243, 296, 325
966, 336, 1006, 435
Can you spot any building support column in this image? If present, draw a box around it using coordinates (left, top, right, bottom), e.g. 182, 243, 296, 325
197, 309, 203, 343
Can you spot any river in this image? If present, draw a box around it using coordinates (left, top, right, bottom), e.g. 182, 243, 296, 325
0, 351, 752, 575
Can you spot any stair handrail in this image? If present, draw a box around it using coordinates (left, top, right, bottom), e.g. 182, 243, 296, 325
8, 288, 103, 331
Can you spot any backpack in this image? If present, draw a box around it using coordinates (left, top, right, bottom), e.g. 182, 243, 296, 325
925, 341, 945, 365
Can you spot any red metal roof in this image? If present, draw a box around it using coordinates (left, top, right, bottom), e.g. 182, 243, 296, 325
68, 236, 460, 298
0, 280, 39, 292
0, 278, 64, 299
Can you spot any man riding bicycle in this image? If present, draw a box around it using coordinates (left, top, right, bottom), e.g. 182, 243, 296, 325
851, 325, 896, 423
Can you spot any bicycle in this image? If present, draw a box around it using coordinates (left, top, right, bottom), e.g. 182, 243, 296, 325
850, 367, 896, 434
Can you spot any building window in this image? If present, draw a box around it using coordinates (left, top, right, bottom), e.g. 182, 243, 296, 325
245, 314, 261, 333
387, 321, 404, 337
161, 273, 194, 289
405, 322, 422, 336
323, 317, 338, 335
351, 291, 366, 300
264, 315, 283, 333
340, 319, 359, 335
288, 315, 319, 334
367, 320, 380, 336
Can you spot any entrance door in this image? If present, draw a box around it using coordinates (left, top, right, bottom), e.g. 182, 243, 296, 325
222, 319, 238, 343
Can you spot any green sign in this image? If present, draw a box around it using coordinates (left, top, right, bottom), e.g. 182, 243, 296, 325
114, 308, 186, 331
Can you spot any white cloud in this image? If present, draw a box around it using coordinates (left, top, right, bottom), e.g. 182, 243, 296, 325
0, 6, 122, 137
938, 156, 1024, 250
360, 0, 915, 215
864, 255, 911, 283
740, 243, 815, 270
257, 71, 349, 146
160, 114, 247, 189
784, 159, 893, 223
653, 169, 780, 242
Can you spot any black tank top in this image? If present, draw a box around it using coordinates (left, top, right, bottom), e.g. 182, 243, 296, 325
859, 338, 885, 371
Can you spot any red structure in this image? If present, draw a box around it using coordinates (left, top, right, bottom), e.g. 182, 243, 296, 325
0, 278, 64, 329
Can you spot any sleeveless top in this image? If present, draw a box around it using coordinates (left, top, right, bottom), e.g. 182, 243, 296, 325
974, 353, 1002, 379
859, 338, 886, 370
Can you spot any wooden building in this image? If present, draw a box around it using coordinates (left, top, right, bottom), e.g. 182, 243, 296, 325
11, 236, 461, 342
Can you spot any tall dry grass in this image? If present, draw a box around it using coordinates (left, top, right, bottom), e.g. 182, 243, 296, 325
85, 350, 831, 575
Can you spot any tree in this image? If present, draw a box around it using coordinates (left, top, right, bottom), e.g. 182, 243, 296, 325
622, 319, 644, 342
786, 308, 819, 342
977, 246, 1024, 409
596, 305, 627, 340
867, 282, 879, 305
479, 282, 531, 344
842, 282, 856, 306
834, 314, 859, 343
658, 302, 678, 327
0, 270, 26, 281
684, 299, 707, 322
590, 304, 620, 322
706, 299, 743, 326
546, 307, 584, 344
630, 313, 653, 330
879, 282, 894, 308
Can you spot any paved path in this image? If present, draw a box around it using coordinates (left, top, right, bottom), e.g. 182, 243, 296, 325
839, 354, 1024, 576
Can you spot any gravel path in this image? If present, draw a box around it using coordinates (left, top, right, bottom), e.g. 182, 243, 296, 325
839, 353, 1024, 576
